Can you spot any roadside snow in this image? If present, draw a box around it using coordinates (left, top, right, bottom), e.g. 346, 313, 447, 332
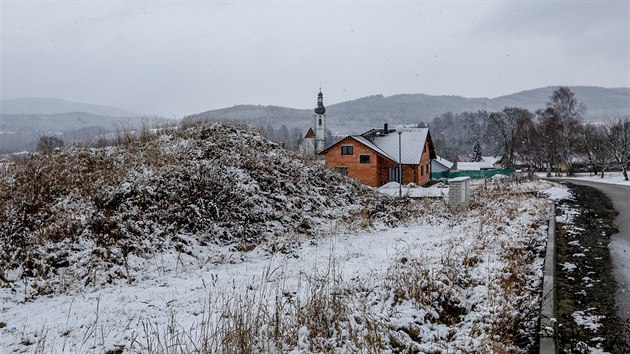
573, 310, 605, 331
542, 186, 573, 201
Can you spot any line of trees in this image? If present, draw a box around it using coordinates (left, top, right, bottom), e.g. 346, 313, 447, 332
426, 87, 630, 180
488, 87, 629, 180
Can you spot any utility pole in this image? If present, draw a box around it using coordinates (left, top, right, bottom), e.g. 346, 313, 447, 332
398, 129, 402, 198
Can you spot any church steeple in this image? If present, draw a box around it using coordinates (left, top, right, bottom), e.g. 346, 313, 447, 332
315, 89, 326, 115
313, 89, 327, 153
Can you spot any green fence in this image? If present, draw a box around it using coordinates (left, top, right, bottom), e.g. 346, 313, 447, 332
431, 168, 515, 180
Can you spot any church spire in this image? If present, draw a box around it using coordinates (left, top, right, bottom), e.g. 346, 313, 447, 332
313, 88, 327, 154
314, 89, 326, 115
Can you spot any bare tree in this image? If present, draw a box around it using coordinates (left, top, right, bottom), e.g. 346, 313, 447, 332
488, 107, 533, 168
607, 117, 630, 180
515, 112, 542, 174
550, 87, 584, 176
537, 107, 562, 176
578, 124, 610, 178
36, 135, 65, 152
537, 87, 584, 176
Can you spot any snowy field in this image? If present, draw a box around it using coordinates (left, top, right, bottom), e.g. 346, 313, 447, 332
0, 179, 564, 353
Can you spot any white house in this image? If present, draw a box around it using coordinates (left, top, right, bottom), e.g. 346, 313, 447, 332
431, 156, 453, 173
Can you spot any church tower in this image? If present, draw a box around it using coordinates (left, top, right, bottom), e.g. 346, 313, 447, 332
314, 89, 327, 153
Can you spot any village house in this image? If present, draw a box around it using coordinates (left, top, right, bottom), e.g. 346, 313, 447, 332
431, 156, 453, 174
319, 123, 436, 187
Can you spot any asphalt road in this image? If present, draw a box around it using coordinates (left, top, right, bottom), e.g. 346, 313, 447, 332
557, 179, 630, 322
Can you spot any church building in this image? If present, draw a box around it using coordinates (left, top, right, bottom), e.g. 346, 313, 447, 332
299, 89, 327, 155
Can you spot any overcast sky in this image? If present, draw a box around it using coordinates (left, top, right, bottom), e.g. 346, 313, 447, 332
1, 1, 628, 117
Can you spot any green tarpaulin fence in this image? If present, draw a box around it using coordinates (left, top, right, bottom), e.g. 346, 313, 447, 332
431, 168, 515, 180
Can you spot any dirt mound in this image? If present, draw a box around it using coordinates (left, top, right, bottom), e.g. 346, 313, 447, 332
0, 122, 421, 296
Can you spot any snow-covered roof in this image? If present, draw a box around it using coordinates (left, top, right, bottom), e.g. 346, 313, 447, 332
320, 127, 432, 164
433, 156, 453, 169
350, 135, 396, 161
457, 161, 495, 171
481, 156, 501, 165
363, 128, 429, 164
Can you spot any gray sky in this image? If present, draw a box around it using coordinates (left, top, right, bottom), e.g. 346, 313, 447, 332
1, 0, 628, 117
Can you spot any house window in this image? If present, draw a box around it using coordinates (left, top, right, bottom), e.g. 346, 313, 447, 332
341, 145, 353, 155
359, 154, 370, 163
421, 165, 424, 176
319, 118, 322, 126
388, 167, 400, 182
336, 167, 348, 175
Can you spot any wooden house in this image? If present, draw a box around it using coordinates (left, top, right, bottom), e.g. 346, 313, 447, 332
319, 124, 436, 187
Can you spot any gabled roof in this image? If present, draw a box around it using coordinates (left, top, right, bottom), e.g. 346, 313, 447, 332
319, 127, 434, 165
456, 161, 495, 171
433, 156, 453, 169
363, 128, 430, 165
319, 135, 397, 163
481, 156, 501, 165
303, 127, 315, 139
351, 135, 396, 161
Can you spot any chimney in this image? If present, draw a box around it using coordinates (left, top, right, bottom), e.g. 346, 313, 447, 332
384, 122, 388, 133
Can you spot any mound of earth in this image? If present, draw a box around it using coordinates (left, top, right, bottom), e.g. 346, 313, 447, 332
0, 122, 422, 296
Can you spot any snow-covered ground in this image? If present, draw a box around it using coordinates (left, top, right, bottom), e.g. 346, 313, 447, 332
538, 171, 630, 187
0, 179, 564, 353
377, 181, 449, 198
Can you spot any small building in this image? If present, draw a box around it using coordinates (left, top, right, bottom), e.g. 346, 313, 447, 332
455, 156, 503, 171
298, 127, 316, 155
431, 156, 453, 174
319, 124, 436, 187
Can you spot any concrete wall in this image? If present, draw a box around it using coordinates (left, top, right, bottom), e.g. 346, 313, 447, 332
540, 202, 558, 353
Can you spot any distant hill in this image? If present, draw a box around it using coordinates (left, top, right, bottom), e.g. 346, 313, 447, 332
185, 86, 630, 135
0, 112, 170, 155
0, 97, 140, 117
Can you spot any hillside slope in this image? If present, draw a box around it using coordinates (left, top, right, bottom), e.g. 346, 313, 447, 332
0, 113, 171, 155
185, 86, 630, 135
0, 122, 419, 296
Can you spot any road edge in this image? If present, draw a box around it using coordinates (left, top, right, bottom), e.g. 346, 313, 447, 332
540, 201, 558, 354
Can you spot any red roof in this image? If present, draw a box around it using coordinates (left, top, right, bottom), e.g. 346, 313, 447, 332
303, 127, 315, 139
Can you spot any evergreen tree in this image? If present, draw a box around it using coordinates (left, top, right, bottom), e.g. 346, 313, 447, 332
471, 140, 482, 162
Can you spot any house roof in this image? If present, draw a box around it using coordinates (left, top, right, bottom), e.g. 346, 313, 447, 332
433, 156, 453, 169
319, 127, 434, 165
303, 127, 315, 139
365, 128, 430, 164
481, 156, 501, 165
456, 161, 495, 171
350, 135, 396, 161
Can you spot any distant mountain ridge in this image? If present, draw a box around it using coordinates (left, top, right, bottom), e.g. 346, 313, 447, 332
0, 97, 140, 117
0, 100, 165, 155
185, 86, 630, 135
